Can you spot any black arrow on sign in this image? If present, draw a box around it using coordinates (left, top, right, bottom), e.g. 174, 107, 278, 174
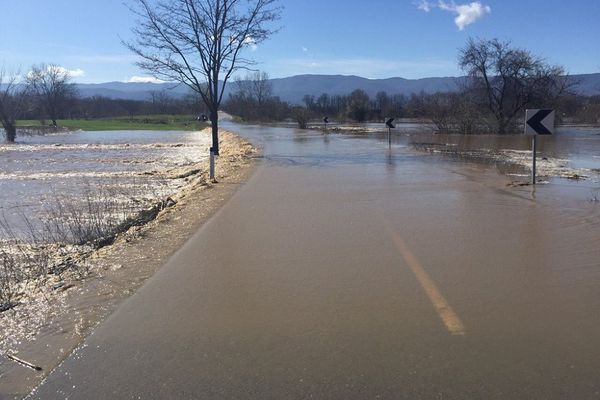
385, 118, 395, 129
526, 109, 553, 135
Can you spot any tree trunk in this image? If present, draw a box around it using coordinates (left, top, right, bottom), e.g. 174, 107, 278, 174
4, 124, 16, 143
210, 109, 219, 155
497, 119, 507, 135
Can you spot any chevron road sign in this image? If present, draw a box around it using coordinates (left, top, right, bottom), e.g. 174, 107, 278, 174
525, 109, 555, 135
385, 118, 395, 148
525, 109, 555, 185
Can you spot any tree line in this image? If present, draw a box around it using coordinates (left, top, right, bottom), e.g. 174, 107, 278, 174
224, 38, 598, 134
3, 38, 599, 144
0, 64, 210, 143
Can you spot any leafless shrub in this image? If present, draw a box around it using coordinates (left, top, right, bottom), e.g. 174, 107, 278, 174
0, 177, 176, 313
0, 212, 54, 311
292, 107, 310, 129
0, 248, 21, 311
42, 184, 130, 247
41, 179, 172, 248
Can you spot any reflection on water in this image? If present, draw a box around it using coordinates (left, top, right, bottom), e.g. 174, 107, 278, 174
405, 127, 600, 171
248, 121, 600, 175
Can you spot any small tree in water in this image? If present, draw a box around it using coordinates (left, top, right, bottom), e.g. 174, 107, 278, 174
124, 0, 281, 156
347, 89, 370, 122
0, 69, 28, 143
27, 64, 79, 127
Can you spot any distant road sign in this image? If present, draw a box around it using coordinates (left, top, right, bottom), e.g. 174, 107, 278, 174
323, 117, 329, 124
385, 118, 395, 129
525, 109, 554, 135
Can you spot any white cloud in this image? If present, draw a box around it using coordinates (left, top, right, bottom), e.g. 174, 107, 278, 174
127, 76, 166, 84
417, 1, 491, 30
243, 36, 258, 51
438, 1, 491, 30
49, 65, 85, 78
27, 65, 85, 79
62, 67, 85, 78
416, 0, 433, 12
302, 47, 309, 52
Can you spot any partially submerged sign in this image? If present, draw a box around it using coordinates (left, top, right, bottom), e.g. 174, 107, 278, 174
385, 118, 395, 148
525, 109, 555, 135
525, 109, 555, 185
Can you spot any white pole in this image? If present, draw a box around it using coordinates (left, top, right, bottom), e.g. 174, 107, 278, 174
209, 148, 215, 181
531, 135, 537, 185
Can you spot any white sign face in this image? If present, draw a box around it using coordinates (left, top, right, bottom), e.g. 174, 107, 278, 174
525, 109, 555, 135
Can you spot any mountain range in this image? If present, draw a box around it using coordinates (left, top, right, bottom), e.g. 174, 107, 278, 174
75, 73, 600, 104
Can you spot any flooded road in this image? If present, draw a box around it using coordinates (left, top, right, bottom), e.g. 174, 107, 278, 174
23, 122, 600, 399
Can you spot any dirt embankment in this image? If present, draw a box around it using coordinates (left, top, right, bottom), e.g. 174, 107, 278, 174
0, 129, 257, 399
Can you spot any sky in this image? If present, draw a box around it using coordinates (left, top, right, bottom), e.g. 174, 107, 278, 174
0, 0, 598, 83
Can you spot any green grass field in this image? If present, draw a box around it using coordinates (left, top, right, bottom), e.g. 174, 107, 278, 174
17, 115, 208, 131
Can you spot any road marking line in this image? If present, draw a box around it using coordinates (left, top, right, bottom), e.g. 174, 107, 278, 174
385, 224, 466, 336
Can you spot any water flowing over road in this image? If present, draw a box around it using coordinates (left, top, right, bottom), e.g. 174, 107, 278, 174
28, 122, 600, 399
0, 130, 211, 241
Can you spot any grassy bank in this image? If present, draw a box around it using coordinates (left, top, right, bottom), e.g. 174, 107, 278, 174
17, 115, 208, 131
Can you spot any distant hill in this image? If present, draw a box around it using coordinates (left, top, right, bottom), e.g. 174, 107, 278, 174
75, 73, 600, 104
76, 82, 190, 101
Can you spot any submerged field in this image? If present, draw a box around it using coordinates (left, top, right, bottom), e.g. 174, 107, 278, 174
0, 128, 212, 335
17, 115, 208, 132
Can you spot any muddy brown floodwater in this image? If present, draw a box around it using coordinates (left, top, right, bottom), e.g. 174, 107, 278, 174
0, 128, 256, 399
25, 121, 600, 399
3, 120, 600, 399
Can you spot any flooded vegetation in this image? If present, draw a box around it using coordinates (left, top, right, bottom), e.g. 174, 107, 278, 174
0, 125, 258, 397
0, 129, 211, 342
0, 130, 211, 239
301, 121, 600, 183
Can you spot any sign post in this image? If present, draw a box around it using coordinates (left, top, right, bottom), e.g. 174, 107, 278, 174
531, 135, 537, 184
209, 147, 215, 182
385, 118, 395, 148
525, 109, 555, 185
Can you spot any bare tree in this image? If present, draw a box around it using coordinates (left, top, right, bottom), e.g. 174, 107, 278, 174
421, 92, 454, 133
27, 64, 79, 127
150, 90, 174, 114
235, 71, 272, 105
459, 38, 568, 134
292, 106, 310, 129
125, 0, 281, 155
231, 70, 272, 119
0, 69, 28, 143
347, 89, 370, 122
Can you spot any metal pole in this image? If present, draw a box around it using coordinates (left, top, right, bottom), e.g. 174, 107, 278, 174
209, 147, 215, 181
531, 135, 537, 185
388, 127, 391, 148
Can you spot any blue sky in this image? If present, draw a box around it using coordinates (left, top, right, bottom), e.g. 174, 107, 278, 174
0, 0, 598, 83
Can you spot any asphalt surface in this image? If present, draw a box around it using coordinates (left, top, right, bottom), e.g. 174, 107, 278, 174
29, 124, 600, 399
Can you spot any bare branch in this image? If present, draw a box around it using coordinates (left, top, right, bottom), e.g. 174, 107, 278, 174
123, 0, 281, 154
